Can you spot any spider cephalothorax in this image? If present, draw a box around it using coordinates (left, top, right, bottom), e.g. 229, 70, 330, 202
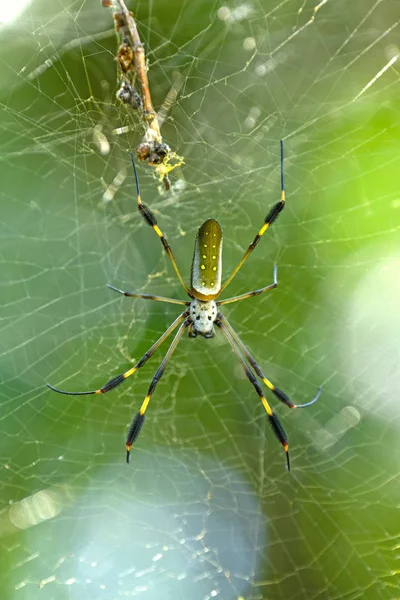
189, 299, 218, 338
47, 142, 321, 470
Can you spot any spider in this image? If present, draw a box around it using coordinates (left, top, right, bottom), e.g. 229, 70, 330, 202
47, 141, 321, 470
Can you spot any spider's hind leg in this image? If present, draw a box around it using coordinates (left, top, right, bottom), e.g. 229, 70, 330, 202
130, 152, 191, 297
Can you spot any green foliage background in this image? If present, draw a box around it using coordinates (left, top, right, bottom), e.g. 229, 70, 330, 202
1, 1, 399, 599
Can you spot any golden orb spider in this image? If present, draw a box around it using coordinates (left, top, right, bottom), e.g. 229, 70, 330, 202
47, 141, 321, 469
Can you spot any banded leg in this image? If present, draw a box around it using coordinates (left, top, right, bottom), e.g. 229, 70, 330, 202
216, 317, 290, 470
130, 153, 191, 296
218, 265, 278, 306
218, 313, 321, 408
220, 140, 286, 294
108, 284, 189, 306
47, 310, 189, 396
126, 317, 190, 462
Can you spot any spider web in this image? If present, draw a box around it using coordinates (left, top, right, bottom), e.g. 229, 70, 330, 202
1, 0, 400, 598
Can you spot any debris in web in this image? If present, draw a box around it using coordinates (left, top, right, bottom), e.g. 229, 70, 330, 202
102, 0, 184, 191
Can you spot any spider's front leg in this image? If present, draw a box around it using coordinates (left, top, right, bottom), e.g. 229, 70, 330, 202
126, 318, 190, 462
218, 313, 322, 409
188, 323, 197, 338
216, 316, 291, 470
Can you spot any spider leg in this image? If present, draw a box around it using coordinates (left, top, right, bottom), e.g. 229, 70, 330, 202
107, 284, 189, 306
47, 310, 189, 396
220, 141, 286, 294
130, 153, 192, 297
218, 265, 278, 306
216, 317, 290, 471
126, 317, 190, 462
218, 313, 321, 409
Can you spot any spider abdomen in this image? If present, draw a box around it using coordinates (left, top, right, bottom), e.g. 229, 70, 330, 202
190, 218, 223, 301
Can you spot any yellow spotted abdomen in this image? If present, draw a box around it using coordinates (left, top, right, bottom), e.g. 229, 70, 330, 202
190, 218, 222, 301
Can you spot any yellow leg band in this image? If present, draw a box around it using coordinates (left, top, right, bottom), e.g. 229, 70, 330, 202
153, 225, 163, 238
262, 378, 274, 391
261, 396, 273, 417
124, 367, 137, 379
140, 395, 151, 415
258, 223, 269, 236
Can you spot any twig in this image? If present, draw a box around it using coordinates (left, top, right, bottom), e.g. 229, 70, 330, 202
102, 0, 184, 190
